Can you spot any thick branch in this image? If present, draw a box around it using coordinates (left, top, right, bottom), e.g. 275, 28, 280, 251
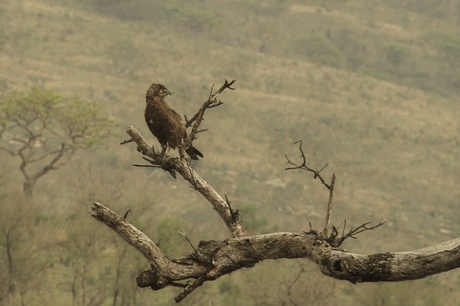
322, 239, 460, 282
91, 202, 460, 301
125, 126, 247, 238
91, 202, 207, 284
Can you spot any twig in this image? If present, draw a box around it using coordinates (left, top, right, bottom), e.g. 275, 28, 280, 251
175, 276, 207, 303
323, 173, 336, 237
285, 140, 331, 190
181, 79, 235, 157
345, 221, 386, 238
286, 140, 337, 238
326, 221, 386, 247
225, 194, 239, 221
186, 161, 198, 189
133, 164, 161, 168
342, 220, 347, 237
123, 209, 131, 220
120, 138, 134, 145
178, 232, 198, 253
185, 79, 236, 127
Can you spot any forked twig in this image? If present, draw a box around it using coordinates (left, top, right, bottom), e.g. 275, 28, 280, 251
178, 232, 198, 253
285, 140, 331, 190
181, 79, 235, 158
285, 140, 336, 235
185, 79, 236, 129
326, 221, 386, 247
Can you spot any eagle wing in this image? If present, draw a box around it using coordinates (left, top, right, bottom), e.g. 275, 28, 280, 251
145, 97, 186, 150
145, 83, 203, 160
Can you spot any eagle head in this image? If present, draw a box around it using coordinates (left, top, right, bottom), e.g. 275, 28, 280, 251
146, 83, 172, 99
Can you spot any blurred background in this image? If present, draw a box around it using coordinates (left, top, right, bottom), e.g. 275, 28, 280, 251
0, 0, 459, 305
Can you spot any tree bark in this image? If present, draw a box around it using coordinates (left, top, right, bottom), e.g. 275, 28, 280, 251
91, 202, 460, 302
125, 126, 246, 238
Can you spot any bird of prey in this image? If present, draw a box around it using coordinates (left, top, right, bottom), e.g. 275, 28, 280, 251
144, 83, 203, 161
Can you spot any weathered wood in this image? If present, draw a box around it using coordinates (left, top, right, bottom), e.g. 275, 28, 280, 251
125, 126, 247, 238
322, 239, 460, 283
96, 80, 460, 302
91, 202, 460, 302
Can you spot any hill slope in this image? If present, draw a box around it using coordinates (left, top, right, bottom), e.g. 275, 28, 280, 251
1, 0, 459, 305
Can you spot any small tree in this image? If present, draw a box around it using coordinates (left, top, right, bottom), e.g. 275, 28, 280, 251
0, 86, 112, 198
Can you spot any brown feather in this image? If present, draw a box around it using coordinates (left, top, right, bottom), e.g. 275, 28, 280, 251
144, 83, 203, 160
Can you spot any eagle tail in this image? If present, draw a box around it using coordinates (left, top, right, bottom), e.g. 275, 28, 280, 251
186, 145, 204, 160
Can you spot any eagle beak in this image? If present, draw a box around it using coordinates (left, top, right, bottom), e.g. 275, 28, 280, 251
164, 89, 172, 96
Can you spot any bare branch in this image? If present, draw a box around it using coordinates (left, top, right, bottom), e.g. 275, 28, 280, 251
123, 209, 131, 220
325, 221, 386, 247
120, 138, 134, 145
285, 140, 331, 190
91, 202, 460, 301
286, 140, 339, 240
31, 142, 67, 182
178, 232, 198, 253
185, 79, 236, 128
91, 202, 207, 289
225, 194, 239, 221
125, 126, 246, 237
323, 173, 336, 237
182, 79, 235, 153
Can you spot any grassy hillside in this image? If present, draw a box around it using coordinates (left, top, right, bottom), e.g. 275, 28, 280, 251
1, 0, 459, 305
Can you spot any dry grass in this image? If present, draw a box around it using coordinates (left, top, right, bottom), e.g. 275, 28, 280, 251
1, 0, 459, 304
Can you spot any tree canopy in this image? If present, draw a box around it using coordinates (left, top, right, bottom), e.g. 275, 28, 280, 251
0, 86, 113, 198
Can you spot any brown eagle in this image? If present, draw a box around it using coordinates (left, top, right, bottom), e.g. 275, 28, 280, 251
145, 83, 203, 160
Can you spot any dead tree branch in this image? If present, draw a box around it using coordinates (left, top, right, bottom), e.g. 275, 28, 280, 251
285, 140, 337, 237
125, 126, 246, 238
323, 173, 336, 237
90, 82, 460, 303
91, 202, 460, 302
285, 140, 331, 190
183, 79, 235, 150
185, 79, 235, 128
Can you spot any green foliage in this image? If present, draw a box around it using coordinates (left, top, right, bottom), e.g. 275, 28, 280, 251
34, 212, 50, 225
440, 40, 460, 65
348, 279, 454, 306
239, 203, 269, 232
156, 217, 186, 257
294, 34, 346, 68
0, 86, 113, 197
0, 86, 60, 127
58, 95, 113, 148
0, 86, 112, 149
85, 0, 221, 33
331, 28, 367, 71
218, 278, 241, 306
384, 43, 409, 66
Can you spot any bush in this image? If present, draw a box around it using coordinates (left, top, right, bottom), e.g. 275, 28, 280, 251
384, 43, 409, 66
294, 34, 346, 68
